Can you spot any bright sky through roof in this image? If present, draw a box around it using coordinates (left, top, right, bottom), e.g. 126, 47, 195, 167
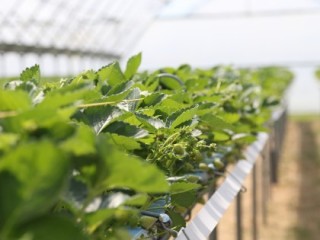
160, 0, 320, 17
159, 0, 210, 17
129, 0, 320, 114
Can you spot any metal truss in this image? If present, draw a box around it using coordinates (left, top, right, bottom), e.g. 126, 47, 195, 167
0, 0, 167, 61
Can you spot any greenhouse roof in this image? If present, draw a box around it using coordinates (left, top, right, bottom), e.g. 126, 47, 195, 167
0, 0, 166, 60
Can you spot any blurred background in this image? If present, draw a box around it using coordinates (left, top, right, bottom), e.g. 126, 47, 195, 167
0, 0, 319, 114
0, 1, 319, 239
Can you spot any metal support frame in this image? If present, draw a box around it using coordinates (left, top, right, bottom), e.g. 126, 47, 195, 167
261, 140, 270, 225
252, 164, 257, 240
270, 107, 286, 184
175, 132, 269, 240
175, 107, 287, 240
236, 193, 242, 240
208, 183, 217, 240
0, 0, 168, 76
0, 43, 120, 59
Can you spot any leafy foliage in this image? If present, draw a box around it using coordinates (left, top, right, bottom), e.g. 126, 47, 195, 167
315, 67, 320, 81
20, 64, 40, 83
125, 53, 142, 80
0, 55, 293, 239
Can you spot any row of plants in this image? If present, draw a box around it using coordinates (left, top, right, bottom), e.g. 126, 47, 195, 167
0, 53, 293, 240
315, 68, 320, 79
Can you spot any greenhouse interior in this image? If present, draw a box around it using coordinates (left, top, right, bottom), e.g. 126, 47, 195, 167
0, 0, 319, 240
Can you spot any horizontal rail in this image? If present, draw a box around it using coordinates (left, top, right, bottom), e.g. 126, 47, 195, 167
0, 43, 120, 59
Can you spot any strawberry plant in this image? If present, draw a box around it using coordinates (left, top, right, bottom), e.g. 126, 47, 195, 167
0, 53, 293, 239
315, 67, 320, 80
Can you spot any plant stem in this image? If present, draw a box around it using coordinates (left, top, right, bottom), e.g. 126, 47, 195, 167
78, 98, 143, 108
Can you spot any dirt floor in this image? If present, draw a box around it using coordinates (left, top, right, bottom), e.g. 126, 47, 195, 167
214, 117, 320, 240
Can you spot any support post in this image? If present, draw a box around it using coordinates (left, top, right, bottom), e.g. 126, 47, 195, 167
252, 164, 258, 240
209, 182, 218, 240
236, 193, 242, 240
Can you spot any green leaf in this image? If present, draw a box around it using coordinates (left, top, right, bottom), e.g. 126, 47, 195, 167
38, 88, 99, 110
0, 133, 19, 151
220, 112, 240, 124
60, 124, 96, 156
140, 92, 166, 107
167, 209, 186, 229
20, 65, 40, 84
4, 80, 40, 101
169, 182, 200, 194
171, 190, 197, 208
123, 194, 148, 206
158, 73, 184, 90
110, 134, 141, 150
13, 215, 87, 240
146, 197, 167, 214
169, 92, 192, 104
95, 136, 169, 194
57, 178, 87, 212
0, 104, 76, 135
105, 228, 132, 240
0, 90, 31, 111
159, 99, 186, 111
167, 106, 199, 128
194, 95, 223, 104
97, 62, 126, 87
232, 134, 257, 144
105, 79, 133, 95
66, 70, 97, 87
249, 113, 269, 125
212, 131, 230, 141
124, 53, 142, 79
185, 78, 208, 91
315, 68, 320, 79
75, 105, 123, 134
135, 113, 165, 132
0, 141, 70, 231
12, 107, 76, 135
201, 114, 234, 131
102, 89, 132, 103
117, 88, 141, 112
85, 209, 116, 233
144, 77, 160, 92
102, 121, 148, 138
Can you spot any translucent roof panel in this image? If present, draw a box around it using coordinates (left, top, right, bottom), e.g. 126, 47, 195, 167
0, 0, 166, 59
129, 0, 320, 114
193, 0, 320, 16
131, 0, 320, 68
160, 0, 320, 18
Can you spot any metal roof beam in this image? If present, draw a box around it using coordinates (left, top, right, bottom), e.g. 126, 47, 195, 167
0, 43, 120, 59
